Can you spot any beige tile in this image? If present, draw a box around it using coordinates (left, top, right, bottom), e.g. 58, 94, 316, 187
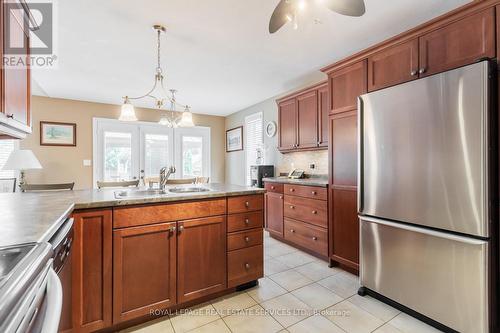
374, 323, 404, 333
324, 300, 384, 333
188, 319, 231, 333
169, 303, 220, 333
223, 304, 283, 333
261, 293, 312, 328
247, 277, 288, 303
212, 292, 257, 317
291, 283, 343, 310
269, 269, 313, 291
294, 261, 341, 281
274, 252, 316, 268
266, 244, 297, 258
348, 295, 400, 322
389, 313, 442, 333
287, 315, 345, 333
318, 272, 359, 298
120, 317, 173, 333
265, 258, 292, 276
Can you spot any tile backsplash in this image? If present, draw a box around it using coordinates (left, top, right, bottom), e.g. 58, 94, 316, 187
277, 150, 328, 176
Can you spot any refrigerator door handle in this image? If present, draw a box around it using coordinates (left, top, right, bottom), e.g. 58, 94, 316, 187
357, 96, 364, 214
360, 216, 487, 245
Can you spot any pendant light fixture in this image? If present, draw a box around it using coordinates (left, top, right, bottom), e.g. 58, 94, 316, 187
119, 25, 195, 127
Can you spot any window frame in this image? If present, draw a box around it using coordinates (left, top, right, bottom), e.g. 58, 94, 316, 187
244, 112, 264, 186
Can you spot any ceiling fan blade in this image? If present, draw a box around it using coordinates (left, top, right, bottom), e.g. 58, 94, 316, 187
269, 0, 293, 33
325, 0, 366, 17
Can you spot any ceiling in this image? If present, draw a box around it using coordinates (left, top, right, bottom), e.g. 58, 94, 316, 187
32, 0, 471, 116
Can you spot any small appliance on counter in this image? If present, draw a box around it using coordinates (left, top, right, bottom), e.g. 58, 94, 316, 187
250, 165, 274, 188
287, 169, 305, 179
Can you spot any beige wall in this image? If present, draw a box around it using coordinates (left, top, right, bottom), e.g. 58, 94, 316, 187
21, 96, 226, 189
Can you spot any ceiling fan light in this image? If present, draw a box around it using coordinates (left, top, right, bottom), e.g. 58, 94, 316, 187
285, 14, 293, 22
298, 0, 307, 11
119, 99, 137, 121
178, 108, 195, 127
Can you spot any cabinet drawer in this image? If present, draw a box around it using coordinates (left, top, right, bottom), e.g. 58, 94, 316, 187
284, 219, 327, 257
264, 182, 284, 194
284, 184, 327, 200
113, 199, 226, 228
227, 229, 263, 251
227, 195, 264, 214
284, 196, 327, 228
228, 245, 264, 288
227, 211, 263, 233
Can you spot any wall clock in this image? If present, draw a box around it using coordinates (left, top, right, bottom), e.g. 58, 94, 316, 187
265, 121, 277, 138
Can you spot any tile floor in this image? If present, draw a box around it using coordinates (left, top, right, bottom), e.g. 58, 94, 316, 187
123, 232, 442, 333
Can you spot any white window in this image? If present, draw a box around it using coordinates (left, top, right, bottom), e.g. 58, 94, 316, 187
93, 118, 210, 187
245, 112, 263, 186
0, 140, 18, 178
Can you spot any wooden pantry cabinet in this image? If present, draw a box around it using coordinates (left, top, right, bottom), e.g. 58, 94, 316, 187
277, 82, 329, 152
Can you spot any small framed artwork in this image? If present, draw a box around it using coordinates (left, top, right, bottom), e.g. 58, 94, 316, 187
226, 126, 243, 152
40, 121, 77, 146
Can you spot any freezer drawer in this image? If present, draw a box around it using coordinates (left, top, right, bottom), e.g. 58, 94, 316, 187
360, 217, 489, 333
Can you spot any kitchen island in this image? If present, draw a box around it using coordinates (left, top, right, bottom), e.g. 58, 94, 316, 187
0, 183, 265, 332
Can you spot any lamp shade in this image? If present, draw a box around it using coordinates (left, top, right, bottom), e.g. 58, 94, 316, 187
178, 109, 194, 127
2, 149, 42, 170
119, 100, 137, 121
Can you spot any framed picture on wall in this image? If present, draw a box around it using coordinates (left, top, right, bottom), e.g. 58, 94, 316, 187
226, 126, 243, 152
40, 121, 77, 146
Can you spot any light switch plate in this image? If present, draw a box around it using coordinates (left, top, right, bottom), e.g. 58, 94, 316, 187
83, 159, 92, 166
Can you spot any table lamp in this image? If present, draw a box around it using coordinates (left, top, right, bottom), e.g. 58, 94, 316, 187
2, 149, 42, 191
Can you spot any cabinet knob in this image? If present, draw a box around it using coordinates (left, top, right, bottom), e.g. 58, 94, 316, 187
245, 218, 250, 225
245, 236, 250, 242
312, 210, 317, 215
312, 236, 318, 241
245, 263, 250, 269
290, 205, 295, 209
169, 226, 177, 233
271, 186, 275, 190
290, 229, 295, 233
311, 191, 317, 195
178, 225, 184, 232
290, 188, 295, 192
418, 68, 426, 74
245, 201, 250, 207
279, 196, 283, 199
410, 70, 418, 76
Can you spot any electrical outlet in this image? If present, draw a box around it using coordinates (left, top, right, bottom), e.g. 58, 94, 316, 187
309, 163, 315, 170
83, 159, 92, 167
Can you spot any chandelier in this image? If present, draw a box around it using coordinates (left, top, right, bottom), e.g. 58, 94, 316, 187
119, 25, 194, 127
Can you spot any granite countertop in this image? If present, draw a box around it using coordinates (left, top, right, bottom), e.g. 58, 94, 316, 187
0, 183, 265, 248
262, 176, 328, 187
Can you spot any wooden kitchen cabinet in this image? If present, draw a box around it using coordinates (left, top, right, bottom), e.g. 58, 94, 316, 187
330, 111, 358, 187
113, 222, 177, 324
318, 84, 329, 147
419, 8, 495, 77
368, 39, 419, 91
0, 0, 31, 134
328, 60, 367, 114
72, 209, 112, 333
265, 192, 284, 237
177, 216, 226, 303
296, 89, 318, 149
278, 98, 297, 150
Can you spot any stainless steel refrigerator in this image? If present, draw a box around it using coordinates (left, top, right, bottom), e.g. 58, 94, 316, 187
358, 61, 496, 333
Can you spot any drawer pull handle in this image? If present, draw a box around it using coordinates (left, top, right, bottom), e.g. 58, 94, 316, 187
290, 188, 295, 192
312, 236, 318, 241
279, 196, 283, 199
245, 263, 250, 269
271, 186, 275, 190
311, 191, 317, 195
290, 205, 295, 209
245, 236, 250, 242
290, 229, 295, 233
245, 218, 250, 225
245, 201, 250, 207
312, 210, 317, 215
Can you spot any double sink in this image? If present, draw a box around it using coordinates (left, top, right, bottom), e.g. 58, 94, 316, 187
114, 187, 211, 199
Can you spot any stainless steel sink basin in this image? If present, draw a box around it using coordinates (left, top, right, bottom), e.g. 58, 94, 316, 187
114, 189, 167, 199
168, 187, 211, 194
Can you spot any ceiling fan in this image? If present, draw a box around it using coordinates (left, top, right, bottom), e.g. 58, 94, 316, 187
269, 0, 366, 33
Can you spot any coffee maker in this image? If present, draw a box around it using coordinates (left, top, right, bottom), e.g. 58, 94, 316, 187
250, 165, 274, 188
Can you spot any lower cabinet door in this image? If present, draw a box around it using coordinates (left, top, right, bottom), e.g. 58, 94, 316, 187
177, 216, 227, 303
265, 192, 284, 236
113, 222, 177, 323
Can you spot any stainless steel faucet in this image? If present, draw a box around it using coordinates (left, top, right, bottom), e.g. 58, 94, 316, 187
159, 166, 176, 191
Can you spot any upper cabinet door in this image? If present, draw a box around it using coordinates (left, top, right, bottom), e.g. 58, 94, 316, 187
368, 39, 419, 92
419, 8, 495, 77
2, 1, 30, 126
296, 90, 318, 149
278, 98, 297, 150
318, 84, 329, 147
329, 60, 367, 114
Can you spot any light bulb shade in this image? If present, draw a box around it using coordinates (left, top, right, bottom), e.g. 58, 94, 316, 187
2, 149, 42, 171
158, 116, 171, 127
178, 110, 194, 127
119, 102, 137, 121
